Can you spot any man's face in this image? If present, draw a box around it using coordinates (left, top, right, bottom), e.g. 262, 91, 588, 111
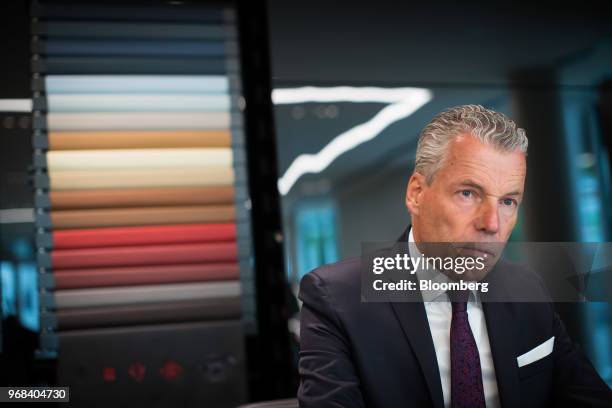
406, 134, 526, 278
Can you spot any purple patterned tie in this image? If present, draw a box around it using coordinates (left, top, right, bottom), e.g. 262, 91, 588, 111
448, 290, 486, 408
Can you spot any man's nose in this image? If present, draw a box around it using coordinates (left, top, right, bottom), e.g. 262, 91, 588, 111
475, 200, 500, 234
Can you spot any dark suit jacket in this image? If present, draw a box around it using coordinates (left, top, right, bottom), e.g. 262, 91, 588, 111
297, 228, 612, 407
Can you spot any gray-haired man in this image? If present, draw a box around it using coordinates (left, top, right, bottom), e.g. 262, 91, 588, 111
298, 105, 612, 407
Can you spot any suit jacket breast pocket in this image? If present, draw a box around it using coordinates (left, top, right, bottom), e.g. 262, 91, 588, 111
518, 353, 553, 380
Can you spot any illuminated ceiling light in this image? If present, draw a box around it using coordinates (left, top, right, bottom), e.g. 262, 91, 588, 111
272, 86, 432, 195
0, 99, 32, 112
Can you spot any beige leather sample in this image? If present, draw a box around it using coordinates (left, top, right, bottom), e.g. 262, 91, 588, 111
50, 186, 235, 209
48, 130, 231, 150
49, 167, 234, 190
47, 148, 233, 170
51, 205, 236, 228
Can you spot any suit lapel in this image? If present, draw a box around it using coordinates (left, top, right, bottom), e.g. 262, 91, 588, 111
389, 301, 445, 408
387, 227, 445, 408
482, 301, 520, 408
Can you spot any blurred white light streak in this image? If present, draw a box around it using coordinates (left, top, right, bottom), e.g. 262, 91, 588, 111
272, 87, 432, 195
0, 99, 32, 112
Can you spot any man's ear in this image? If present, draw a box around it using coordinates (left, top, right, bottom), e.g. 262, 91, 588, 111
406, 172, 427, 216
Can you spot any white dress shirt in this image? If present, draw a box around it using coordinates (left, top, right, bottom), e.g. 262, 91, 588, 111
409, 229, 500, 408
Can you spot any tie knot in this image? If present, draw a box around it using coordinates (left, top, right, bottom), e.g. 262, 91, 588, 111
447, 290, 470, 312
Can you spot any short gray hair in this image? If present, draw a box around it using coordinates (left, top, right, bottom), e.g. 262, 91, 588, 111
415, 104, 528, 183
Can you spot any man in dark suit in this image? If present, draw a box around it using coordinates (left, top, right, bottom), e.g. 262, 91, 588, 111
298, 105, 612, 407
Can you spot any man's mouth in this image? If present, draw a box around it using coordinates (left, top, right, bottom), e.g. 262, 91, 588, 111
454, 245, 497, 259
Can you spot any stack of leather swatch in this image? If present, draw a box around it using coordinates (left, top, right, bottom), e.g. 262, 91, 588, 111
30, 3, 262, 406
41, 89, 243, 329
32, 1, 251, 350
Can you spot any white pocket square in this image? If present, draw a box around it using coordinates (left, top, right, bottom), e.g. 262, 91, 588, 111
517, 336, 555, 368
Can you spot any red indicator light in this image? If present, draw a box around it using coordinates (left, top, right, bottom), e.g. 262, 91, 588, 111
102, 367, 116, 382
159, 360, 182, 381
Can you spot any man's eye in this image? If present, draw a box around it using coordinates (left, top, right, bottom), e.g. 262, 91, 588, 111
460, 190, 472, 197
502, 198, 516, 206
